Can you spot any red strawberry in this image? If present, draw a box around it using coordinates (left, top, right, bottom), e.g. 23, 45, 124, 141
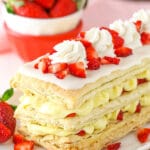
101, 27, 124, 49
134, 20, 142, 32
38, 59, 49, 73
14, 141, 34, 150
55, 69, 68, 79
0, 102, 16, 135
79, 31, 86, 38
48, 63, 68, 74
137, 128, 150, 143
50, 0, 77, 18
101, 56, 120, 65
117, 110, 123, 121
69, 62, 86, 78
106, 142, 121, 150
141, 32, 150, 45
115, 47, 132, 57
76, 130, 86, 136
13, 134, 25, 144
35, 0, 55, 9
137, 78, 148, 85
135, 103, 141, 113
14, 1, 49, 18
78, 39, 92, 48
87, 58, 101, 70
0, 122, 11, 143
65, 113, 77, 118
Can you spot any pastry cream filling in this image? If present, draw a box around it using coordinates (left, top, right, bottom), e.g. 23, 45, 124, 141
17, 70, 150, 119
21, 97, 150, 137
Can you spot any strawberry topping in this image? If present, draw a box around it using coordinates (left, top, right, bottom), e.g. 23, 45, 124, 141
115, 47, 133, 57
134, 20, 142, 32
101, 56, 120, 65
137, 78, 148, 85
135, 103, 141, 113
13, 134, 25, 144
35, 0, 55, 9
106, 142, 121, 150
141, 32, 150, 45
14, 141, 34, 150
55, 69, 69, 79
137, 128, 150, 143
69, 62, 86, 78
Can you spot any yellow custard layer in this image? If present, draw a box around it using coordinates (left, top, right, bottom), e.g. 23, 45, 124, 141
17, 70, 150, 118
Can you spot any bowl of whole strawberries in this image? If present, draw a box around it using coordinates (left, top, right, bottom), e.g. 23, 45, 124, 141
2, 0, 88, 61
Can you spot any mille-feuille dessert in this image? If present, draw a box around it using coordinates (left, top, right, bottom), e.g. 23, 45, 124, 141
11, 9, 150, 150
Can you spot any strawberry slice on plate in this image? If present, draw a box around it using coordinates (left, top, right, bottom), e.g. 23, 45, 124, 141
134, 20, 142, 32
101, 57, 120, 65
69, 62, 86, 78
14, 141, 34, 150
137, 128, 150, 143
115, 47, 132, 57
55, 69, 69, 79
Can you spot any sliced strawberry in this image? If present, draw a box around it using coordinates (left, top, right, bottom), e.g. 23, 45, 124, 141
106, 142, 121, 150
79, 31, 86, 38
76, 130, 86, 136
38, 60, 48, 73
87, 58, 101, 70
137, 78, 148, 85
34, 63, 39, 69
0, 122, 11, 143
55, 69, 68, 79
13, 134, 25, 144
78, 39, 92, 48
141, 32, 150, 45
115, 47, 132, 57
69, 62, 86, 78
48, 63, 68, 74
137, 128, 150, 143
134, 20, 142, 32
135, 103, 141, 113
101, 56, 120, 65
65, 113, 77, 118
86, 45, 99, 60
117, 110, 123, 121
14, 141, 34, 150
101, 27, 124, 49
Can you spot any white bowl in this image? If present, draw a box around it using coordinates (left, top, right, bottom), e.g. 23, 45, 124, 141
2, 4, 83, 35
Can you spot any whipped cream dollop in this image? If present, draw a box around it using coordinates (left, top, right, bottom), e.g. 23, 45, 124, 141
131, 9, 150, 32
49, 40, 87, 67
84, 27, 115, 57
109, 20, 142, 50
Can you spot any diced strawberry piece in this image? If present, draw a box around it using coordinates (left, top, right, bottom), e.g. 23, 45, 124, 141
48, 63, 68, 74
79, 32, 85, 38
38, 60, 48, 73
40, 57, 51, 65
34, 63, 39, 69
137, 128, 150, 143
115, 47, 132, 57
117, 110, 123, 121
134, 20, 142, 32
69, 62, 86, 78
137, 78, 148, 85
78, 39, 92, 48
86, 45, 99, 60
0, 122, 11, 143
13, 134, 25, 144
35, 0, 55, 9
76, 130, 86, 136
14, 2, 49, 18
102, 56, 120, 65
50, 0, 77, 18
14, 141, 34, 150
88, 58, 101, 70
101, 27, 124, 49
106, 142, 121, 150
135, 103, 141, 113
55, 69, 68, 79
65, 113, 77, 118
113, 35, 124, 49
141, 32, 150, 45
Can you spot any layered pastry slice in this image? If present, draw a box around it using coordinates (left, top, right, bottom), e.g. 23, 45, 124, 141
11, 9, 150, 150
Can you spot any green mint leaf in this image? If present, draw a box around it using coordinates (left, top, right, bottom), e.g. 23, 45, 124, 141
5, 3, 14, 14
1, 88, 14, 101
11, 105, 17, 111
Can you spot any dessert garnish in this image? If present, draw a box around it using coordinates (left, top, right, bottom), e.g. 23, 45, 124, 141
137, 128, 150, 143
